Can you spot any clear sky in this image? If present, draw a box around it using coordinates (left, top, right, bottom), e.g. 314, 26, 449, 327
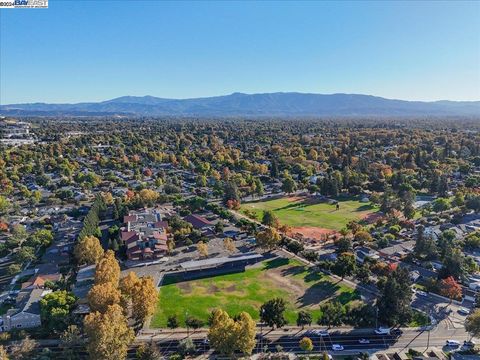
0, 0, 479, 104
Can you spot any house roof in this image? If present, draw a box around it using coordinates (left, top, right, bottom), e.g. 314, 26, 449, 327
184, 214, 212, 228
155, 221, 168, 228
378, 241, 415, 256
22, 274, 61, 289
13, 288, 52, 316
76, 264, 96, 282
123, 215, 137, 223
121, 230, 137, 242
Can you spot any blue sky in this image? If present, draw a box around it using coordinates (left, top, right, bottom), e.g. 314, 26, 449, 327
1, 1, 479, 103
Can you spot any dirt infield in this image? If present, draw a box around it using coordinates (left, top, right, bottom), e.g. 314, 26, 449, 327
286, 195, 327, 206
361, 212, 384, 224
287, 226, 339, 242
286, 195, 304, 202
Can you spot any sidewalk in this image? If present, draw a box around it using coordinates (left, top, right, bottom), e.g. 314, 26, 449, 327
138, 325, 429, 339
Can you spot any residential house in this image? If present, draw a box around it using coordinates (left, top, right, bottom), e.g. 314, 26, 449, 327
377, 240, 416, 261
73, 264, 96, 302
1, 288, 52, 331
355, 246, 380, 263
21, 274, 61, 290
183, 214, 214, 231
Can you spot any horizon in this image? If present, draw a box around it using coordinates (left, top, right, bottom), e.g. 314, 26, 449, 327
1, 1, 479, 104
4, 91, 480, 105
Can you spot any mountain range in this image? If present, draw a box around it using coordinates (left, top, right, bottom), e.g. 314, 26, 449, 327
1, 92, 479, 117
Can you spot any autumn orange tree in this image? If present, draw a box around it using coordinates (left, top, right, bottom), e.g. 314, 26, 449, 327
119, 271, 139, 296
223, 238, 236, 253
136, 189, 159, 207
256, 227, 281, 251
74, 235, 104, 265
208, 309, 256, 357
119, 272, 158, 325
85, 251, 134, 358
131, 277, 158, 325
197, 241, 208, 258
439, 276, 462, 302
84, 304, 134, 360
94, 250, 120, 286
88, 282, 121, 313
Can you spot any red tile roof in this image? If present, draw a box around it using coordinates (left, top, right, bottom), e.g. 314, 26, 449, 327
154, 221, 169, 228
123, 215, 137, 223
121, 230, 137, 242
184, 214, 212, 229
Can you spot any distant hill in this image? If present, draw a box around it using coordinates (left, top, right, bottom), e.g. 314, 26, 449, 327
1, 92, 479, 117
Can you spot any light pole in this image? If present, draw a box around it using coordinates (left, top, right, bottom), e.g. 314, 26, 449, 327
185, 310, 189, 337
426, 309, 431, 350
260, 308, 265, 353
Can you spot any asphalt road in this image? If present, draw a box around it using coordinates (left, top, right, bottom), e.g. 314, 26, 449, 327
137, 321, 474, 356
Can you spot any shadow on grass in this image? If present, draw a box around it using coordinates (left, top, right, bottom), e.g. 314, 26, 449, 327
298, 280, 340, 307
335, 290, 361, 305
355, 204, 375, 212
275, 201, 308, 211
303, 271, 323, 283
280, 265, 306, 277
263, 257, 290, 270
162, 266, 248, 286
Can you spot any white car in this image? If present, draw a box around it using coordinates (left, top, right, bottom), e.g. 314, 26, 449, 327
416, 290, 427, 296
374, 327, 390, 335
309, 329, 329, 336
446, 340, 460, 347
458, 308, 470, 315
332, 344, 344, 351
202, 338, 209, 345
358, 338, 370, 344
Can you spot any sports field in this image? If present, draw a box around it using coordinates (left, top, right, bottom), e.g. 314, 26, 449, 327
150, 258, 360, 328
241, 195, 379, 231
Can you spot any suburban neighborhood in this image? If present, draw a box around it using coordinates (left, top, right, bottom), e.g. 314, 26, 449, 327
0, 1, 479, 359
0, 115, 477, 360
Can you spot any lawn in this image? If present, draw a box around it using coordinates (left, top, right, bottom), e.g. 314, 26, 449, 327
241, 195, 379, 231
150, 258, 360, 328
408, 310, 429, 327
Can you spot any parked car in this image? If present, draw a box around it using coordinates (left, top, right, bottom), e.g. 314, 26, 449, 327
374, 327, 390, 335
446, 340, 460, 347
416, 290, 427, 296
358, 338, 370, 344
464, 340, 476, 348
458, 308, 470, 315
391, 328, 403, 336
331, 344, 344, 351
308, 329, 329, 336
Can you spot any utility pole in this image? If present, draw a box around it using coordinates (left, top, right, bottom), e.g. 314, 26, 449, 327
427, 309, 431, 350
319, 333, 325, 353
260, 308, 265, 353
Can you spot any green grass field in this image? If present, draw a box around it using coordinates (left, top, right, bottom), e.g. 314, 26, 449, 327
240, 195, 379, 230
409, 310, 429, 327
150, 258, 360, 328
